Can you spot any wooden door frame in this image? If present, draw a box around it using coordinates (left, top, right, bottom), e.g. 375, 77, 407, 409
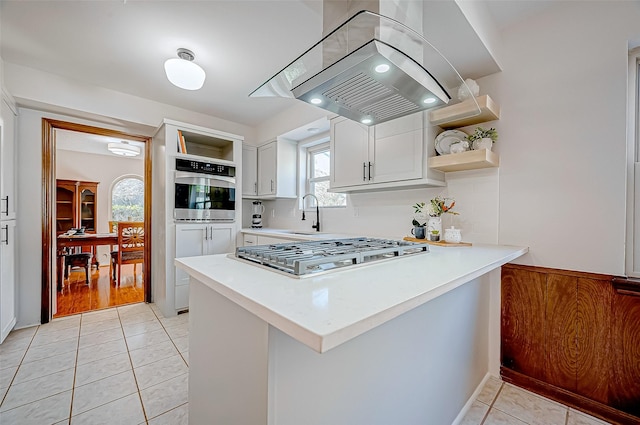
42, 118, 152, 324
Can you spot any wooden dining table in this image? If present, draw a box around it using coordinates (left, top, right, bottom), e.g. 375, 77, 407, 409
57, 232, 118, 290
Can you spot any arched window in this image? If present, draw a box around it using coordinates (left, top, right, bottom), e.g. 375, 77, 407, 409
111, 176, 144, 221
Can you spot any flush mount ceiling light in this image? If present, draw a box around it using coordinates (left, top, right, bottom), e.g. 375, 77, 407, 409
108, 141, 141, 157
164, 48, 206, 90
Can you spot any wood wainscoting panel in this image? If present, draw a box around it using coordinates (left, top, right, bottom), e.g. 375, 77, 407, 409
501, 267, 547, 381
545, 274, 577, 393
610, 293, 640, 417
501, 264, 640, 425
576, 277, 612, 405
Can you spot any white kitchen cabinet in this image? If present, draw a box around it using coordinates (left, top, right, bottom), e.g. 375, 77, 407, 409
258, 142, 276, 196
0, 92, 17, 343
0, 220, 16, 343
242, 144, 258, 197
256, 138, 297, 199
330, 118, 370, 188
152, 119, 243, 317
1, 96, 17, 220
330, 113, 444, 192
242, 233, 295, 246
174, 223, 235, 310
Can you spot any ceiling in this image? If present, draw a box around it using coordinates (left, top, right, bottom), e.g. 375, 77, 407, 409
0, 1, 554, 129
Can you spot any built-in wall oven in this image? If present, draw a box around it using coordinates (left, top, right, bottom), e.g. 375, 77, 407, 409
174, 158, 236, 221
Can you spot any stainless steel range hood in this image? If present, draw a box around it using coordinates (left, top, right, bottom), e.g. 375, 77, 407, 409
250, 7, 480, 126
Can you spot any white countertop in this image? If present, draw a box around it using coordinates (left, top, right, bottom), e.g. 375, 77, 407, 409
175, 243, 527, 353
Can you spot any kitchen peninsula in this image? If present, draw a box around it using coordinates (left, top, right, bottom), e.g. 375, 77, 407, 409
175, 242, 527, 424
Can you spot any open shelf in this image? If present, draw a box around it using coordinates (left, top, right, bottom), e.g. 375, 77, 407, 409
428, 149, 499, 172
430, 95, 500, 129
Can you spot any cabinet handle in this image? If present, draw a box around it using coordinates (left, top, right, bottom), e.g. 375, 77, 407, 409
1, 196, 8, 216
209, 226, 212, 240
363, 162, 367, 181
271, 180, 274, 192
368, 162, 372, 181
2, 225, 8, 245
254, 182, 257, 194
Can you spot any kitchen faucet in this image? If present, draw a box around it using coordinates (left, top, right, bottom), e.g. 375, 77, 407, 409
301, 194, 320, 232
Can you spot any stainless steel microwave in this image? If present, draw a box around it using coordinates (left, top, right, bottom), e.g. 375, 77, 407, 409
174, 159, 236, 221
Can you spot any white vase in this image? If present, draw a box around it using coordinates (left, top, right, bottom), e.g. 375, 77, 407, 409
473, 137, 493, 151
427, 216, 442, 239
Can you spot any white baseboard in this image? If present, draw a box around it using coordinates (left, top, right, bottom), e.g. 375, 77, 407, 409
450, 372, 495, 425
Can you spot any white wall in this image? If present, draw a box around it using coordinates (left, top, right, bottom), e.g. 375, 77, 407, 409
56, 148, 144, 263
491, 1, 640, 275
260, 170, 499, 244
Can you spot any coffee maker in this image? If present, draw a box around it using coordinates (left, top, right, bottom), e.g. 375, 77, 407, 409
251, 201, 265, 228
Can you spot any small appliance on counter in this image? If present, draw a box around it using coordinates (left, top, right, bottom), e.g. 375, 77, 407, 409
251, 201, 265, 228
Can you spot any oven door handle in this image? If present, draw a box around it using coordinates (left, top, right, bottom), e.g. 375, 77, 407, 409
174, 171, 236, 185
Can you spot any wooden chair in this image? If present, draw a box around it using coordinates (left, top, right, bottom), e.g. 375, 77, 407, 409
110, 221, 144, 286
62, 250, 93, 286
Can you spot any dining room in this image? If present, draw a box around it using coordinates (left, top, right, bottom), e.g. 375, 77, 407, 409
53, 128, 147, 318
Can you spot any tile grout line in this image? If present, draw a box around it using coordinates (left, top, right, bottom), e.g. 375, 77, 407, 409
118, 305, 150, 425
67, 314, 84, 424
0, 327, 38, 409
479, 381, 504, 425
151, 307, 189, 368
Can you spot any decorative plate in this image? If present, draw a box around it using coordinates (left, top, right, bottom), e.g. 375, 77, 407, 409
435, 130, 468, 155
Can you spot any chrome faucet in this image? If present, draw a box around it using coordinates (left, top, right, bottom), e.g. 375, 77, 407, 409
301, 194, 320, 232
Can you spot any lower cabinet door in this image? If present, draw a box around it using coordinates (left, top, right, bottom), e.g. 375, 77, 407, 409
0, 220, 16, 343
175, 284, 189, 311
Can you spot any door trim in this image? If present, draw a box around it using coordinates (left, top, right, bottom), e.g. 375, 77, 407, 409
41, 118, 152, 324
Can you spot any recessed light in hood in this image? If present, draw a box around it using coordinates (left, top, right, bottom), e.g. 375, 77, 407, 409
250, 10, 480, 126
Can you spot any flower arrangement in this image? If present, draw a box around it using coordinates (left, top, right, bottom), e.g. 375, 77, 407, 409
426, 196, 458, 217
412, 196, 458, 226
466, 127, 498, 144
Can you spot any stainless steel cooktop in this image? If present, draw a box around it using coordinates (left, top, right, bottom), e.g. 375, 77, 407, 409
235, 237, 429, 277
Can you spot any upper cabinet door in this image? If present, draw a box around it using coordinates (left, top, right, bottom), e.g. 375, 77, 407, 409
242, 145, 258, 197
0, 98, 17, 220
370, 112, 424, 184
258, 142, 277, 196
330, 117, 370, 188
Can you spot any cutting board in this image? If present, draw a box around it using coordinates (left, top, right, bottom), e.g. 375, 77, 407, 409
403, 236, 472, 247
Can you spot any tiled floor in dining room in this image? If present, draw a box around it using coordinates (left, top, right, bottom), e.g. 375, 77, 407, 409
0, 303, 189, 424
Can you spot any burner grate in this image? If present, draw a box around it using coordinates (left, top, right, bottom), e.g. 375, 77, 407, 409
235, 237, 429, 276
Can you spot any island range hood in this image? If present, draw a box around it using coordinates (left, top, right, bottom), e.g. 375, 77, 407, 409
250, 3, 480, 126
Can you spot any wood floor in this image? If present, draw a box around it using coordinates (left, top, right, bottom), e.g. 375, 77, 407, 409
54, 263, 145, 318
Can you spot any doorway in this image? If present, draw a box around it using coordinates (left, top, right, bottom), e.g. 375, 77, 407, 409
42, 119, 152, 323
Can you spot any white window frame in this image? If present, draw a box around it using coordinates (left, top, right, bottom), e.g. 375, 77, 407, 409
307, 142, 330, 194
305, 142, 346, 208
626, 48, 640, 276
109, 174, 144, 222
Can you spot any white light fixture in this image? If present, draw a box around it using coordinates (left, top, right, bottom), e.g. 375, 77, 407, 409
361, 117, 373, 124
108, 141, 141, 157
374, 63, 390, 73
164, 48, 206, 90
423, 96, 437, 104
310, 97, 323, 105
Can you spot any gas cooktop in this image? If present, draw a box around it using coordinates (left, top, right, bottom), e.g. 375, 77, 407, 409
235, 237, 429, 277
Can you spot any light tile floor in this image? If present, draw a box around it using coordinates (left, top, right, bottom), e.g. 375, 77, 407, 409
0, 303, 189, 425
461, 377, 613, 425
0, 303, 618, 425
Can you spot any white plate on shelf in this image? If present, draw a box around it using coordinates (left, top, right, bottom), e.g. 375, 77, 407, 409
435, 130, 468, 155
